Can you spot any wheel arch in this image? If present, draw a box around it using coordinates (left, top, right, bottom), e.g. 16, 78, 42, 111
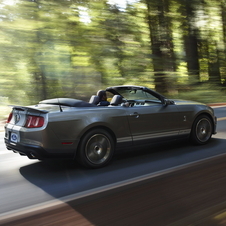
192, 112, 215, 134
74, 125, 117, 158
190, 112, 215, 145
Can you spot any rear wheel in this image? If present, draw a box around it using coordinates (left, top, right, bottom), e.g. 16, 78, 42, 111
190, 115, 213, 145
77, 128, 115, 168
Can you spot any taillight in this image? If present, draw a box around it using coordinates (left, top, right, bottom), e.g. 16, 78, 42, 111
6, 112, 13, 123
24, 115, 44, 128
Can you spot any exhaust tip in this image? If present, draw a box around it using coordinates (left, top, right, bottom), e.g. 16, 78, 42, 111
30, 153, 36, 158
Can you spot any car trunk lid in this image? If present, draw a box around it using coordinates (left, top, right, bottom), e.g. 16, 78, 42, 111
7, 106, 48, 128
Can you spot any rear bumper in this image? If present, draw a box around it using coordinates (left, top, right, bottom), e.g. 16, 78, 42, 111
5, 139, 74, 160
5, 138, 48, 160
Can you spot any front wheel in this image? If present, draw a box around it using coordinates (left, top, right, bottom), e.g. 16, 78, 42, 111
190, 115, 213, 145
77, 129, 115, 168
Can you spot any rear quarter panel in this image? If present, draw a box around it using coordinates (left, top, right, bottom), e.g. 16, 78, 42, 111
46, 106, 132, 152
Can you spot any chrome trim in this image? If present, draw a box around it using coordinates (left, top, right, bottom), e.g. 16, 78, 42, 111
179, 129, 191, 135
133, 131, 179, 141
117, 130, 191, 143
117, 137, 132, 143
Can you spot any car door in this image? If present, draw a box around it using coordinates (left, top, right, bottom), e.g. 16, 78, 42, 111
126, 102, 181, 145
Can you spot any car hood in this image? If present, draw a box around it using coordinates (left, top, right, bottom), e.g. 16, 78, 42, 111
170, 99, 206, 106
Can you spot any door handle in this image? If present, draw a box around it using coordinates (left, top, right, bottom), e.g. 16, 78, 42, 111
130, 112, 139, 118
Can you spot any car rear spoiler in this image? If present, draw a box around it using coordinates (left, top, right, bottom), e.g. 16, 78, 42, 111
9, 105, 49, 115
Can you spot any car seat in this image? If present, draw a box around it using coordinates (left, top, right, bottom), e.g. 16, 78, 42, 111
110, 95, 123, 106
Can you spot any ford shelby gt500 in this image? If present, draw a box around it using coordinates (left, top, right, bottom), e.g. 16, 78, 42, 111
4, 85, 217, 168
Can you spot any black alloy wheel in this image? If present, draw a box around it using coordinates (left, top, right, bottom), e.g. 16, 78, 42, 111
77, 128, 115, 168
190, 115, 213, 145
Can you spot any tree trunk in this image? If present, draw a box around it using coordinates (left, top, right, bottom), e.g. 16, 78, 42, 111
182, 0, 200, 84
208, 46, 221, 85
145, 0, 177, 94
221, 0, 226, 86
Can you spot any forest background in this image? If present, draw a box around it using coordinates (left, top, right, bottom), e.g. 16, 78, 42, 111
0, 0, 226, 119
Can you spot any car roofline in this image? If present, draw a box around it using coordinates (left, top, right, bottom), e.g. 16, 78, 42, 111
106, 85, 166, 99
106, 85, 145, 91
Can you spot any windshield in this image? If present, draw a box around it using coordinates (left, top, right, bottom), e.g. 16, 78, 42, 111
112, 87, 160, 101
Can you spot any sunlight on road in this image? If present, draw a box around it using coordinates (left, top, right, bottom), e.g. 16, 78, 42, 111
0, 153, 39, 172
218, 117, 226, 121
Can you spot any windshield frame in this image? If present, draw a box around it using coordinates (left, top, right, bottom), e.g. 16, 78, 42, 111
106, 85, 165, 103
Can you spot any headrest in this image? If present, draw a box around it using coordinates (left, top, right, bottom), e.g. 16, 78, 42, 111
110, 95, 122, 106
89, 95, 100, 105
97, 90, 106, 100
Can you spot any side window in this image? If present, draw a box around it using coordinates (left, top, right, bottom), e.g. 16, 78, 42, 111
144, 92, 160, 101
135, 90, 159, 101
132, 90, 161, 107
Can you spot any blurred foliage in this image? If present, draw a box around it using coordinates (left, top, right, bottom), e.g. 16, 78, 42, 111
0, 0, 226, 115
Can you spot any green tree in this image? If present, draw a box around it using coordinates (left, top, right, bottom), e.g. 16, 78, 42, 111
145, 0, 177, 94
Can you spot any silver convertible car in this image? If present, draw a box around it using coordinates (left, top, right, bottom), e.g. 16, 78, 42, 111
4, 85, 217, 168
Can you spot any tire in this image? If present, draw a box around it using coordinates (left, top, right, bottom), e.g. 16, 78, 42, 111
77, 128, 115, 168
190, 115, 213, 145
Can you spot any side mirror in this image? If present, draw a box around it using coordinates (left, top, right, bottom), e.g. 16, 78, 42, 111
162, 98, 172, 106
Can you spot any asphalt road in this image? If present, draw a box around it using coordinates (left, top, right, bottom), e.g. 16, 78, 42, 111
2, 153, 226, 226
0, 106, 225, 225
